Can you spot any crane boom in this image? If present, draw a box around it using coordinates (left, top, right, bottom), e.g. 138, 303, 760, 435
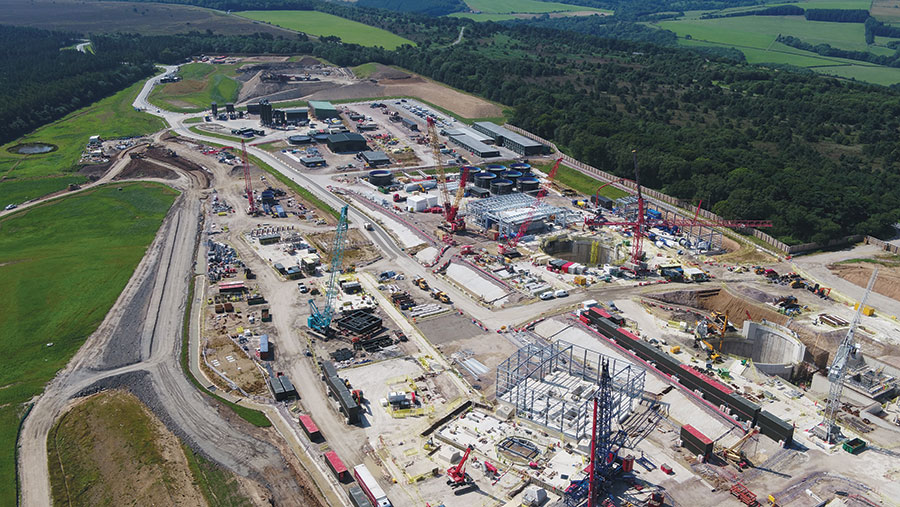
448, 165, 470, 223
241, 140, 256, 213
426, 118, 452, 215
308, 204, 349, 332
821, 268, 878, 442
508, 157, 562, 247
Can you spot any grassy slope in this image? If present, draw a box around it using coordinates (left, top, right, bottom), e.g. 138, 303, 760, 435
183, 445, 252, 507
0, 183, 178, 505
148, 63, 240, 113
536, 162, 631, 199
237, 11, 415, 49
0, 79, 166, 205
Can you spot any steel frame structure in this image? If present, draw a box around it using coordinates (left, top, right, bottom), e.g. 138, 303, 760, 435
466, 193, 581, 239
496, 340, 645, 440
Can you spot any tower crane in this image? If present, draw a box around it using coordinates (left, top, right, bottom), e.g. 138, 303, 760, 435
307, 204, 349, 333
507, 157, 562, 248
425, 117, 464, 237
241, 139, 257, 214
590, 150, 773, 269
820, 268, 878, 443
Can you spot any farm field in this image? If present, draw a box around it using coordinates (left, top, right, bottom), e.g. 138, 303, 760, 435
816, 63, 900, 84
237, 10, 414, 49
148, 63, 241, 114
0, 79, 167, 206
449, 13, 522, 21
872, 0, 900, 22
0, 0, 294, 36
544, 163, 631, 200
461, 0, 609, 14
0, 182, 177, 506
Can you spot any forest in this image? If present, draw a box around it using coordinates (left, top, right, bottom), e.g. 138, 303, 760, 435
0, 25, 156, 146
9, 0, 900, 244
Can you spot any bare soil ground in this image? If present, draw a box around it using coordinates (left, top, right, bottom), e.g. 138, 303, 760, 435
828, 262, 900, 302
47, 390, 209, 506
307, 229, 381, 266
716, 236, 777, 264
117, 158, 179, 180
0, 0, 296, 36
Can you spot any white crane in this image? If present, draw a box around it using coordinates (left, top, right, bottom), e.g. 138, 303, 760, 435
820, 268, 878, 443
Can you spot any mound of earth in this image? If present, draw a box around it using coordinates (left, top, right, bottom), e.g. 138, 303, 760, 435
117, 159, 178, 180
368, 63, 412, 80
828, 262, 900, 302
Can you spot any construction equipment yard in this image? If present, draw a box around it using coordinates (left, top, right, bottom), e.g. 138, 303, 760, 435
17, 59, 900, 507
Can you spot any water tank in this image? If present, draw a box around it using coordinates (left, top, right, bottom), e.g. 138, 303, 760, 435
288, 135, 311, 145
500, 170, 523, 183
486, 164, 506, 173
491, 179, 514, 195
475, 172, 497, 189
368, 170, 392, 187
461, 166, 479, 182
313, 134, 329, 142
509, 162, 531, 173
518, 177, 540, 192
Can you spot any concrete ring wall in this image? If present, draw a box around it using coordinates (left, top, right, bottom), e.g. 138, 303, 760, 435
721, 321, 806, 379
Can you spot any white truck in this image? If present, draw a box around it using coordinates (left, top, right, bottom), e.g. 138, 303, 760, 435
353, 464, 392, 507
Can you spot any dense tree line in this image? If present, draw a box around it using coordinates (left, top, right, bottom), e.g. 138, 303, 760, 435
804, 9, 869, 23
777, 35, 900, 67
356, 0, 466, 16
865, 17, 900, 44
0, 25, 156, 146
509, 14, 680, 46
701, 5, 805, 19
518, 0, 766, 20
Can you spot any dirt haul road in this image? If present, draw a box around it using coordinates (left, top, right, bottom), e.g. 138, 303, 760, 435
18, 161, 317, 506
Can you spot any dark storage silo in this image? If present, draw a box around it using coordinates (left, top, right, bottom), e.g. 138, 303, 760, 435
475, 172, 497, 189
518, 177, 540, 192
460, 166, 478, 182
500, 170, 522, 184
510, 162, 531, 173
491, 179, 514, 195
486, 164, 506, 173
368, 170, 392, 187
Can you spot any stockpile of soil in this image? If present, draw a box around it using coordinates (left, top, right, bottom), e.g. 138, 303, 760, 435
116, 159, 178, 180
828, 262, 900, 302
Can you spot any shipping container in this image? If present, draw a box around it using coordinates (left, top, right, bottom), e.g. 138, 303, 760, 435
325, 450, 349, 482
680, 424, 713, 461
298, 414, 322, 441
348, 484, 374, 507
757, 410, 793, 446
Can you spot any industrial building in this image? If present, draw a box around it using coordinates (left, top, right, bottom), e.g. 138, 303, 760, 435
400, 117, 418, 131
466, 193, 581, 238
496, 340, 645, 440
258, 100, 274, 125
360, 150, 391, 167
284, 108, 308, 123
442, 127, 493, 145
447, 134, 500, 158
300, 156, 327, 168
309, 100, 339, 120
472, 122, 546, 156
321, 361, 361, 424
326, 133, 368, 153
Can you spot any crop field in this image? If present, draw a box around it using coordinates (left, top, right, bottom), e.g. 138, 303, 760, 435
0, 182, 177, 505
449, 13, 522, 21
0, 79, 167, 206
237, 11, 414, 49
0, 0, 294, 36
148, 63, 241, 113
461, 0, 609, 14
872, 0, 900, 21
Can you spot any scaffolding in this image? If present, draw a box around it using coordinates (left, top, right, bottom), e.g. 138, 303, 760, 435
466, 193, 581, 239
648, 204, 724, 252
496, 340, 645, 440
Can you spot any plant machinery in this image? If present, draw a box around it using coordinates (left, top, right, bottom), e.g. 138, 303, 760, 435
241, 139, 258, 214
307, 204, 349, 333
588, 150, 773, 269
720, 428, 759, 469
819, 268, 878, 443
507, 157, 563, 248
446, 445, 475, 488
426, 117, 466, 236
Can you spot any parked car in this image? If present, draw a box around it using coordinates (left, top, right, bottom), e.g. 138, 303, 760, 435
297, 282, 309, 293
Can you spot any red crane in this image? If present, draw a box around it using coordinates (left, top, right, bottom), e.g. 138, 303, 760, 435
590, 150, 773, 269
241, 139, 256, 214
426, 117, 465, 237
507, 157, 563, 248
446, 445, 474, 488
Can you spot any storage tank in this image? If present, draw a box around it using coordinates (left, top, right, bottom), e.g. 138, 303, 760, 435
368, 170, 392, 187
491, 179, 514, 195
509, 162, 531, 174
288, 135, 311, 145
518, 177, 540, 192
313, 134, 329, 142
500, 170, 523, 184
486, 164, 506, 173
475, 172, 497, 189
461, 166, 478, 182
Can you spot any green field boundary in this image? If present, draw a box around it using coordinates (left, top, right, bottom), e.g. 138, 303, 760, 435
180, 276, 272, 428
188, 126, 245, 143
245, 152, 340, 219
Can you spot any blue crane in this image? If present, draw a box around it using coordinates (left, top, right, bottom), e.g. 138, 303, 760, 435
308, 204, 349, 332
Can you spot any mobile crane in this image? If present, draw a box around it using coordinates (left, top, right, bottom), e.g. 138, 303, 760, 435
426, 117, 466, 236
446, 445, 475, 488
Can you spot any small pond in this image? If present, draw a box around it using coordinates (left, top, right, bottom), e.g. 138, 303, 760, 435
8, 143, 57, 154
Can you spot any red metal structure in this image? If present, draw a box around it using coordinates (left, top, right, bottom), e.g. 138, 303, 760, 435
241, 139, 256, 213
446, 445, 474, 488
589, 150, 773, 268
426, 117, 466, 235
507, 157, 562, 248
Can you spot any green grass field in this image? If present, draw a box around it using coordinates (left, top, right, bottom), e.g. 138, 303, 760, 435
0, 79, 167, 205
461, 0, 610, 14
449, 12, 522, 21
351, 62, 378, 78
237, 11, 414, 49
539, 162, 631, 199
0, 182, 177, 505
148, 63, 240, 113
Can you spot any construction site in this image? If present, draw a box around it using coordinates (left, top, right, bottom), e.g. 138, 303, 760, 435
27, 59, 900, 507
